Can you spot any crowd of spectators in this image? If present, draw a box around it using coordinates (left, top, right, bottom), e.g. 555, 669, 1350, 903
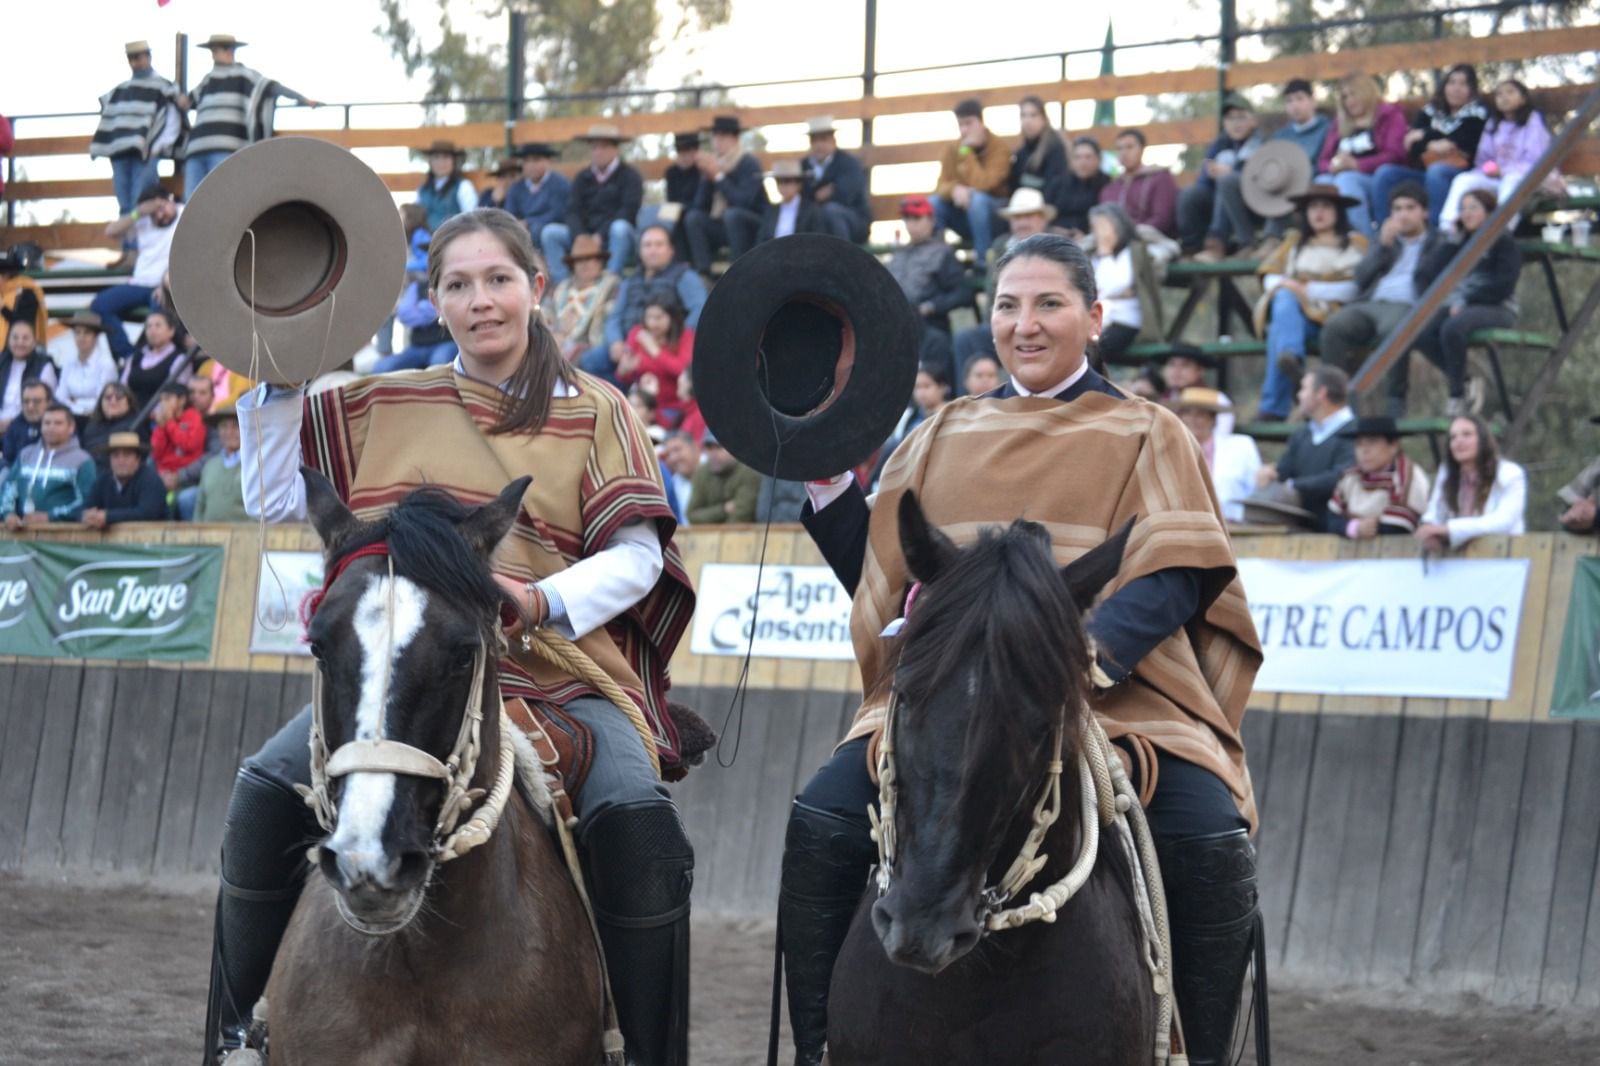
4, 49, 1592, 548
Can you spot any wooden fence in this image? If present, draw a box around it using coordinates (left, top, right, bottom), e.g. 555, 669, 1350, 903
4, 25, 1599, 252
2, 522, 1599, 1005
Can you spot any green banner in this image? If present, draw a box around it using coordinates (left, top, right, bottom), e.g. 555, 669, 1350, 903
1552, 557, 1600, 718
0, 541, 222, 661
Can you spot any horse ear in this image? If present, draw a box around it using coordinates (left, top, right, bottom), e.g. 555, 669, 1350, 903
302, 465, 361, 554
898, 490, 958, 584
1061, 517, 1136, 613
460, 476, 533, 557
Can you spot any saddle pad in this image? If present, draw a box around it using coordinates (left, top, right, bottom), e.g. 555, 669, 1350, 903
505, 698, 596, 825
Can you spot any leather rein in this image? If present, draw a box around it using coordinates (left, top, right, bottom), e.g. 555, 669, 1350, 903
296, 543, 517, 865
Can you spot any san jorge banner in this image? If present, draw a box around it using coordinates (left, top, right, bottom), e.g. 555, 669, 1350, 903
0, 541, 222, 661
1551, 557, 1600, 718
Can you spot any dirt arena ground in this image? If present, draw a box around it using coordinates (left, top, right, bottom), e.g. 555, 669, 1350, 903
3, 871, 1597, 1065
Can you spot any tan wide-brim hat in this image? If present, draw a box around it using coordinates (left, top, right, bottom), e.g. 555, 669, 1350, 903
169, 137, 406, 386
998, 187, 1057, 221
198, 34, 247, 50
1241, 140, 1313, 220
1241, 481, 1314, 525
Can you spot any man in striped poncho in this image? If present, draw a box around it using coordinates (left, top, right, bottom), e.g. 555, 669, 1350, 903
180, 34, 319, 194
90, 40, 185, 263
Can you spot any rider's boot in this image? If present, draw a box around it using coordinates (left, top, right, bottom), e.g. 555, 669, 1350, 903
778, 801, 877, 1066
1158, 828, 1260, 1066
203, 765, 314, 1066
583, 799, 695, 1066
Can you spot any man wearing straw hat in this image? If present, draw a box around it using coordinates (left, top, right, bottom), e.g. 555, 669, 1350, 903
757, 160, 828, 243
804, 116, 872, 244
180, 34, 320, 193
82, 431, 167, 528
542, 125, 643, 284
91, 40, 186, 268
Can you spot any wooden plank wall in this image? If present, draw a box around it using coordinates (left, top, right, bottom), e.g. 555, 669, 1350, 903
1, 524, 1598, 1005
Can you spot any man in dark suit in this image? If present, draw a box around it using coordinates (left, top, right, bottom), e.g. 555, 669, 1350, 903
804, 116, 872, 244
541, 124, 643, 283
757, 160, 828, 243
682, 115, 765, 276
504, 141, 570, 248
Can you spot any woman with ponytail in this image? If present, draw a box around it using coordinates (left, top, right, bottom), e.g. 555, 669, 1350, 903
214, 207, 697, 1065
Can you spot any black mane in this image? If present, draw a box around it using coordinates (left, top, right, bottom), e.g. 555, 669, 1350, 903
328, 487, 509, 626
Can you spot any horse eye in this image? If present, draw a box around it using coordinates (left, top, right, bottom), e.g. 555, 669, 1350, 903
450, 647, 476, 672
308, 640, 327, 663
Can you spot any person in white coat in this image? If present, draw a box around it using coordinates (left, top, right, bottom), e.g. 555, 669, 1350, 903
1416, 413, 1526, 550
1175, 386, 1260, 523
55, 311, 121, 418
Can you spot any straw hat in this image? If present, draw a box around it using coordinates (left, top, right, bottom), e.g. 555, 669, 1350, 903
769, 159, 806, 181
1241, 141, 1313, 219
1175, 386, 1228, 412
67, 310, 106, 333
169, 137, 407, 386
125, 40, 152, 56
807, 116, 837, 138
564, 233, 606, 266
998, 187, 1057, 221
1240, 481, 1313, 525
579, 124, 629, 144
98, 431, 149, 456
198, 34, 247, 50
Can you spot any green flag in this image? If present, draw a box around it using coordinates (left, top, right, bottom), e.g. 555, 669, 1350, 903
1552, 557, 1600, 718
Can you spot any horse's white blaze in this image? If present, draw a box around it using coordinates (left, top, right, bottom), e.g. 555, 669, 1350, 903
328, 574, 428, 882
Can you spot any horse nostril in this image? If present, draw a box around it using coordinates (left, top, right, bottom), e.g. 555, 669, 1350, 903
949, 925, 981, 959
871, 898, 899, 952
392, 848, 431, 889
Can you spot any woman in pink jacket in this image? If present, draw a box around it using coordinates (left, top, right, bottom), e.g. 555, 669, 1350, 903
1440, 78, 1564, 227
1316, 73, 1408, 237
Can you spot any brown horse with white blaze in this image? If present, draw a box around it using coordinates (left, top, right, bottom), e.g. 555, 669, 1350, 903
263, 470, 605, 1065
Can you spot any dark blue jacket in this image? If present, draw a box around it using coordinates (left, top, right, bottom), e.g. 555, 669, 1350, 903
86, 463, 168, 523
692, 154, 766, 214
566, 163, 644, 235
506, 171, 572, 238
807, 151, 872, 233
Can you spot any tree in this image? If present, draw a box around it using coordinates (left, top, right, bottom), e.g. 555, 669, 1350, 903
375, 0, 732, 124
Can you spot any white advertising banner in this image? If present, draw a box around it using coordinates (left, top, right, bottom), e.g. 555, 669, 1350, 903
1236, 557, 1531, 699
689, 563, 854, 660
249, 550, 323, 656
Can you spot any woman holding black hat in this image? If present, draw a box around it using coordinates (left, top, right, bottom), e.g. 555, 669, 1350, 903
1253, 183, 1368, 421
770, 233, 1264, 1066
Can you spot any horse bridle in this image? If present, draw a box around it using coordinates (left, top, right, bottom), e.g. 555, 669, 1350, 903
297, 546, 517, 865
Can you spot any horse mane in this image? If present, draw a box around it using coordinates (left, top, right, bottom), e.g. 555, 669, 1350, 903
329, 487, 509, 628
893, 519, 1092, 747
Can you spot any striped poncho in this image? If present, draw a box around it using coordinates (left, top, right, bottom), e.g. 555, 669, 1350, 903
91, 73, 184, 161
186, 63, 301, 156
300, 364, 697, 772
846, 390, 1264, 829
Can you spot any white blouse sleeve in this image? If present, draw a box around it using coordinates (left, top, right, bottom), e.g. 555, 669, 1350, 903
1446, 461, 1528, 547
237, 383, 309, 523
1420, 470, 1448, 527
536, 520, 665, 641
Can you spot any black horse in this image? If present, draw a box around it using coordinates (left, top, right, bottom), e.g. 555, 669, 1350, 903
826, 492, 1154, 1066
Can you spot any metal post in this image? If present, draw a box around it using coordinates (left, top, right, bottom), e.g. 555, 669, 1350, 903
861, 0, 878, 150
175, 32, 188, 97
506, 11, 527, 150
1217, 0, 1236, 131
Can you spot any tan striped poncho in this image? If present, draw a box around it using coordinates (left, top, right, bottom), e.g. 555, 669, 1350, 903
846, 390, 1264, 829
299, 364, 696, 772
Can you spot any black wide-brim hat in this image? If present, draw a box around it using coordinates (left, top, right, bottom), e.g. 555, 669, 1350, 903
693, 234, 920, 481
1338, 415, 1413, 439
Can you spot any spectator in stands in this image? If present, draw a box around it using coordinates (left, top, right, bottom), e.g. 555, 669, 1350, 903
545, 234, 620, 364
119, 308, 191, 410
660, 430, 699, 524
952, 188, 1056, 368
479, 157, 520, 210
91, 40, 185, 267
688, 430, 761, 524
1046, 135, 1111, 239
1372, 63, 1488, 228
1087, 203, 1162, 367
618, 294, 694, 427
415, 140, 476, 231
1559, 422, 1600, 535
505, 142, 570, 248
1099, 128, 1179, 240
637, 132, 703, 263
872, 362, 952, 488
1327, 416, 1430, 538
677, 366, 706, 443
192, 408, 249, 523
758, 160, 828, 242
0, 326, 57, 436
1396, 188, 1521, 416
1010, 95, 1067, 198
0, 247, 48, 353
934, 98, 1011, 266
597, 225, 707, 383
180, 34, 319, 192
1439, 78, 1563, 228
1271, 79, 1331, 168
82, 432, 167, 528
1252, 184, 1367, 421
57, 311, 120, 419
804, 117, 873, 244
188, 373, 216, 419
375, 205, 428, 361
150, 381, 206, 503
1180, 95, 1266, 260
1316, 73, 1408, 236
1128, 365, 1166, 402
374, 229, 458, 373
962, 352, 1004, 396
543, 125, 642, 283
1176, 387, 1260, 522
887, 195, 968, 337
79, 382, 144, 457
2, 379, 51, 467
1251, 366, 1357, 526
683, 115, 765, 278
1318, 182, 1447, 396
1160, 342, 1234, 435
1415, 414, 1526, 550
95, 184, 182, 364
2, 402, 95, 527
